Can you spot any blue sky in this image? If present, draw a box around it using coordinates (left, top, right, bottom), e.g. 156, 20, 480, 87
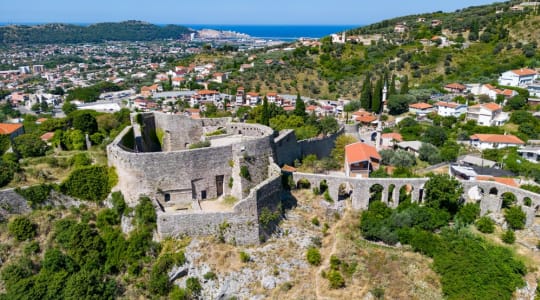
1, 0, 499, 25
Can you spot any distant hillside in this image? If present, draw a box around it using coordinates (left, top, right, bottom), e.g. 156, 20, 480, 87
0, 21, 193, 44
192, 0, 539, 100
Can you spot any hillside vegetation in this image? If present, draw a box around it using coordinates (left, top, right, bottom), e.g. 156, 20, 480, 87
185, 0, 539, 99
0, 21, 193, 44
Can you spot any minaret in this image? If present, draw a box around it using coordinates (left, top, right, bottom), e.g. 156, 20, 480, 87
376, 82, 387, 151
382, 82, 388, 112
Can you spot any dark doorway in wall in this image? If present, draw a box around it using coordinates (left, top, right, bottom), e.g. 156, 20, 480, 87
216, 175, 224, 197
164, 193, 171, 202
201, 190, 207, 200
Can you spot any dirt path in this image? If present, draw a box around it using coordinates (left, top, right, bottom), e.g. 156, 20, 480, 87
314, 201, 350, 299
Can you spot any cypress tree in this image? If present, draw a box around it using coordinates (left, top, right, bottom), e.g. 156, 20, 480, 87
360, 77, 372, 111
261, 96, 270, 126
389, 74, 397, 95
294, 93, 306, 117
372, 78, 383, 113
400, 75, 409, 94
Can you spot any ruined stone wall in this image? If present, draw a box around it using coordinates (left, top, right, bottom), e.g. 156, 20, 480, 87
108, 118, 276, 207
298, 127, 344, 159
274, 130, 300, 166
153, 113, 230, 151
273, 127, 344, 166
156, 163, 283, 245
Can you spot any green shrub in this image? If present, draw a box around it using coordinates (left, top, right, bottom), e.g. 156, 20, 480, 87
60, 165, 114, 201
23, 241, 40, 255
312, 187, 320, 195
239, 165, 251, 180
203, 271, 217, 280
501, 230, 516, 244
311, 217, 320, 226
456, 203, 480, 225
504, 206, 526, 230
329, 255, 341, 271
239, 251, 251, 263
110, 191, 127, 216
188, 140, 211, 149
306, 247, 321, 266
15, 184, 54, 208
476, 216, 495, 233
8, 216, 37, 241
323, 190, 333, 203
327, 270, 345, 289
186, 277, 202, 296
69, 152, 92, 167
297, 178, 311, 189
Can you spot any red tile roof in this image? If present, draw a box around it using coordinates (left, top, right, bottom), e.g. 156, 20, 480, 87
470, 102, 501, 111
445, 83, 466, 90
470, 134, 524, 144
511, 68, 537, 76
381, 133, 403, 142
345, 142, 381, 164
0, 123, 23, 135
197, 89, 219, 95
477, 176, 518, 187
435, 101, 460, 108
409, 102, 433, 110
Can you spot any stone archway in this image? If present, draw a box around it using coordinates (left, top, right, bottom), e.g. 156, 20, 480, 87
369, 184, 384, 203
489, 187, 498, 196
466, 186, 484, 203
387, 184, 396, 205
338, 183, 352, 200
399, 185, 413, 204
501, 192, 517, 209
523, 197, 532, 207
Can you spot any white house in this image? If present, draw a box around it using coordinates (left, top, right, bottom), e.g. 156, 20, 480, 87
466, 103, 509, 126
498, 68, 538, 87
409, 102, 434, 116
469, 134, 524, 150
434, 101, 467, 117
518, 147, 540, 163
246, 92, 260, 106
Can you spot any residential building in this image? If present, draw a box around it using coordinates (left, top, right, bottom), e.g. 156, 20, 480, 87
409, 102, 434, 116
444, 83, 467, 93
457, 155, 497, 168
469, 134, 525, 150
498, 68, 538, 87
246, 92, 260, 106
141, 84, 159, 97
394, 24, 408, 33
396, 141, 423, 156
466, 103, 509, 126
527, 84, 540, 98
381, 133, 403, 148
435, 101, 467, 117
236, 87, 245, 105
344, 142, 381, 178
518, 147, 540, 163
0, 123, 24, 139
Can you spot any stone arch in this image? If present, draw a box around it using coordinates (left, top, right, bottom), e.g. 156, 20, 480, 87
535, 204, 540, 217
338, 182, 352, 200
523, 197, 532, 207
466, 186, 484, 203
387, 184, 396, 204
501, 192, 517, 209
398, 185, 412, 204
489, 187, 498, 196
369, 183, 384, 203
319, 180, 328, 194
296, 178, 311, 189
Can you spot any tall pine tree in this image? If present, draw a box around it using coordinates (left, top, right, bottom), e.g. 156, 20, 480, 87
261, 96, 270, 126
294, 93, 306, 117
360, 76, 372, 111
400, 75, 409, 95
389, 74, 397, 96
372, 78, 383, 114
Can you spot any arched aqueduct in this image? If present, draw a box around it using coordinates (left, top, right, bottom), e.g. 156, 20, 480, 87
290, 172, 540, 227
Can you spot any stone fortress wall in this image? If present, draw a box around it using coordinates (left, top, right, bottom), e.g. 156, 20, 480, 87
107, 113, 280, 244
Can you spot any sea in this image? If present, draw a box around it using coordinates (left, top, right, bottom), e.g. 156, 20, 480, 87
184, 25, 361, 41
0, 22, 361, 41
